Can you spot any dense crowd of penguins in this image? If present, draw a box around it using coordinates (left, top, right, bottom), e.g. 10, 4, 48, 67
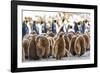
22, 12, 90, 61
22, 31, 90, 61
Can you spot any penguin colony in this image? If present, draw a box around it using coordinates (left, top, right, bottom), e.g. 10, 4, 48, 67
22, 31, 90, 61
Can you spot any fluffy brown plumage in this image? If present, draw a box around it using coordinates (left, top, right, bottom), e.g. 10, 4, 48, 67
35, 35, 50, 58
70, 35, 77, 56
53, 32, 68, 59
83, 33, 90, 51
74, 35, 86, 56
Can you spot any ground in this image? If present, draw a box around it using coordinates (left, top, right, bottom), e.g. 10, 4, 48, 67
24, 51, 90, 62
